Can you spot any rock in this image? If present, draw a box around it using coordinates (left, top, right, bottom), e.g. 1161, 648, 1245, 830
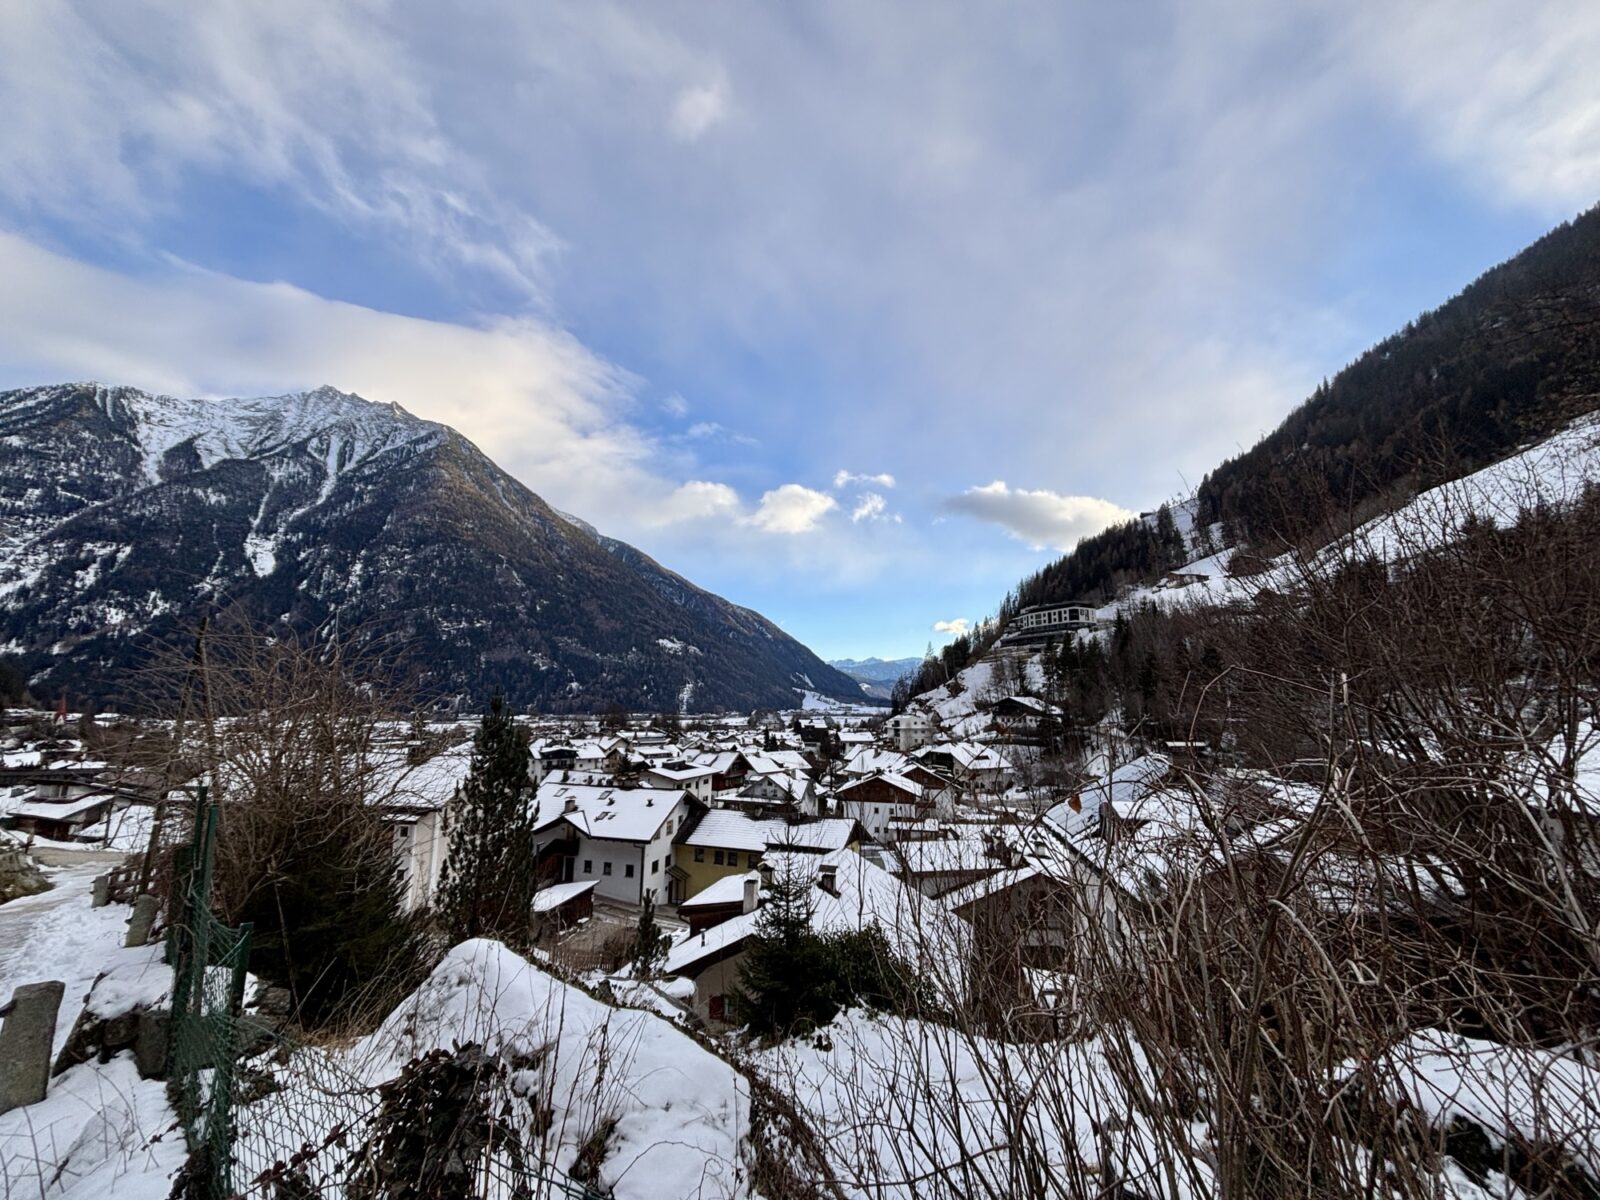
0, 855, 51, 906
133, 1009, 170, 1080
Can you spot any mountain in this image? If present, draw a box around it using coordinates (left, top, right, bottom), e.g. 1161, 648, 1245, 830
0, 383, 867, 713
827, 656, 923, 700
1016, 204, 1600, 615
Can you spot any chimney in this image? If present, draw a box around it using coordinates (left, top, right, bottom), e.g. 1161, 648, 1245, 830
817, 861, 839, 897
563, 796, 578, 814
1067, 792, 1082, 812
742, 873, 760, 914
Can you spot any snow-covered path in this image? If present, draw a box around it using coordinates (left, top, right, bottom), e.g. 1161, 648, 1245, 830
0, 866, 132, 1053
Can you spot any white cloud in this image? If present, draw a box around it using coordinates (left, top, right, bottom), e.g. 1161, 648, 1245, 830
669, 77, 730, 142
932, 617, 970, 637
0, 231, 662, 530
661, 393, 689, 417
834, 469, 896, 490
743, 484, 837, 534
651, 480, 741, 525
948, 482, 1133, 552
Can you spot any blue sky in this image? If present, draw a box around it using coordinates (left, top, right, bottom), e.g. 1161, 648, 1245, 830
1, 1, 1596, 661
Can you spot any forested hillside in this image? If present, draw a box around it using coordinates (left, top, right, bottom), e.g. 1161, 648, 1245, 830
1020, 204, 1600, 612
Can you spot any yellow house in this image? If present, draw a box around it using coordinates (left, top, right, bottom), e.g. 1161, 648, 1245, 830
674, 811, 863, 902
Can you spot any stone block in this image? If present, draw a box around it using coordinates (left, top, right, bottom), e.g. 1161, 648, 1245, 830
0, 981, 65, 1114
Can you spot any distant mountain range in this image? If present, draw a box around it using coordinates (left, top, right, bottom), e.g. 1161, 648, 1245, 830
0, 383, 865, 713
827, 656, 922, 700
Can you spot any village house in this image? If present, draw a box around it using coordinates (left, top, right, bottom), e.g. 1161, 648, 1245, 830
989, 696, 1063, 739
531, 779, 701, 906
674, 809, 862, 900
662, 848, 962, 1027
836, 772, 946, 842
641, 761, 718, 803
728, 770, 818, 817
377, 744, 475, 912
914, 741, 1014, 792
1, 759, 175, 844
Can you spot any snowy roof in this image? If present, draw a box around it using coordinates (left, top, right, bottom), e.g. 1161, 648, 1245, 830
1041, 754, 1172, 837
838, 772, 924, 801
939, 865, 1044, 911
896, 834, 1018, 877
532, 781, 686, 843
532, 880, 599, 913
643, 763, 717, 782
917, 741, 1011, 771
380, 745, 474, 811
738, 771, 813, 801
11, 792, 117, 821
844, 747, 911, 776
681, 811, 857, 854
664, 848, 963, 977
678, 871, 757, 909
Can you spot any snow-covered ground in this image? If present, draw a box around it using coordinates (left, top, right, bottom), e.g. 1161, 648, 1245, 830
0, 867, 182, 1200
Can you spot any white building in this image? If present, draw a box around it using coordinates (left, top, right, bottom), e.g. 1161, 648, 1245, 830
886, 711, 935, 752
531, 779, 698, 906
641, 762, 718, 803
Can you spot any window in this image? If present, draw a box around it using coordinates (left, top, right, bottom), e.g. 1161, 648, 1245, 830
709, 994, 726, 1022
693, 847, 704, 862
651, 858, 659, 874
625, 863, 635, 878
603, 862, 613, 876
583, 859, 592, 874
713, 850, 725, 865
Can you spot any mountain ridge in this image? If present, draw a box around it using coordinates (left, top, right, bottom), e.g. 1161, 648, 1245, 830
0, 382, 866, 713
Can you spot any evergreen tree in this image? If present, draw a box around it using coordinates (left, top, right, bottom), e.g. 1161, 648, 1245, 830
437, 694, 538, 945
734, 865, 833, 1036
632, 894, 667, 978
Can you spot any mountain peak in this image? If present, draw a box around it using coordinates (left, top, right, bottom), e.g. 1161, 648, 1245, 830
0, 382, 867, 713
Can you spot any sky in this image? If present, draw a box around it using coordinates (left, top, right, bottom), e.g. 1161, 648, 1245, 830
1, 2, 1597, 661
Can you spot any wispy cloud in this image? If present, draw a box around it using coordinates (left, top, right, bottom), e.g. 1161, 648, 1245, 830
670, 75, 730, 143
834, 469, 896, 489
850, 492, 887, 523
932, 617, 970, 637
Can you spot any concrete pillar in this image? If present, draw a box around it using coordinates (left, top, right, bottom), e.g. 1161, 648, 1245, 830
0, 981, 65, 1114
125, 894, 159, 948
91, 874, 111, 908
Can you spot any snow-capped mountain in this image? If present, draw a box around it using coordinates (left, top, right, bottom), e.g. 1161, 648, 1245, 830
827, 656, 922, 700
0, 382, 865, 712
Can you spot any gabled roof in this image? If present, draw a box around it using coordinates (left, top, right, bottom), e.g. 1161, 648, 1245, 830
838, 772, 925, 802
843, 746, 912, 776
531, 780, 688, 843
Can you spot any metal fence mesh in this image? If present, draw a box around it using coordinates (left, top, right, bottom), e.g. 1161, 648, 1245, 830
160, 795, 606, 1199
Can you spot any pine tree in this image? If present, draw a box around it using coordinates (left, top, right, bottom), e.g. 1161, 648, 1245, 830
734, 864, 833, 1036
437, 693, 538, 945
